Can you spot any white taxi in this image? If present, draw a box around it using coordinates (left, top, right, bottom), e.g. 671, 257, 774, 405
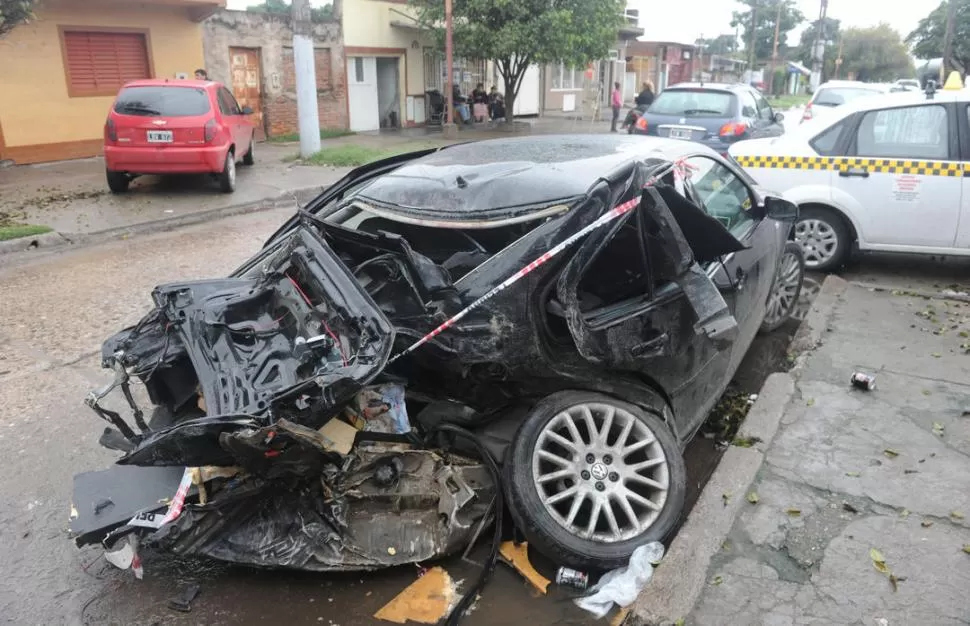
729, 79, 970, 270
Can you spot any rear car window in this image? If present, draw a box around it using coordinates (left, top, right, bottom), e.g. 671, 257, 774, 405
648, 89, 735, 117
809, 119, 848, 156
113, 86, 211, 117
812, 87, 881, 107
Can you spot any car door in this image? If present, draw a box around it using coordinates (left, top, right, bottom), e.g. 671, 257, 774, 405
217, 87, 247, 154
556, 180, 742, 438
956, 101, 970, 249
680, 154, 780, 373
754, 92, 785, 137
833, 102, 961, 249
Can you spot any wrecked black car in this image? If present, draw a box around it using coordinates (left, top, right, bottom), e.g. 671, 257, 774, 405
71, 135, 805, 578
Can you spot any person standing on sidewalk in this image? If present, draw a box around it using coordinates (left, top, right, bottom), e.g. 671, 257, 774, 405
610, 82, 622, 132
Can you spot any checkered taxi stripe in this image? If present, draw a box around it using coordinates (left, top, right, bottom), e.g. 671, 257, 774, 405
733, 155, 968, 177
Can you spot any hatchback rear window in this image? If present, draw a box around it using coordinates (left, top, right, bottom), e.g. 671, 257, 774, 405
648, 90, 735, 117
113, 86, 211, 117
812, 87, 881, 107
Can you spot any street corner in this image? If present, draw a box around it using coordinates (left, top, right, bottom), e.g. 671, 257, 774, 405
814, 514, 970, 624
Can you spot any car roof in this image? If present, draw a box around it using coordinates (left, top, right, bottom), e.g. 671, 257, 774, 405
665, 82, 748, 92
355, 134, 708, 218
120, 79, 218, 89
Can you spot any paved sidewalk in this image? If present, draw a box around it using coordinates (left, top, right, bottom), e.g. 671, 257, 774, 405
687, 283, 970, 625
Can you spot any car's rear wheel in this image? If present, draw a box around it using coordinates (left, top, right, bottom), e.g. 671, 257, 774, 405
242, 137, 255, 166
506, 391, 686, 571
106, 170, 130, 194
760, 242, 806, 334
219, 150, 236, 193
794, 206, 850, 271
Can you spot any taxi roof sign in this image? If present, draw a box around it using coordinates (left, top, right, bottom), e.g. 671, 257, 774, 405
943, 70, 963, 90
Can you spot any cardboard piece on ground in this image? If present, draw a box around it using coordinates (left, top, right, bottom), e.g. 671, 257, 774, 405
499, 541, 550, 595
374, 566, 456, 624
318, 418, 358, 455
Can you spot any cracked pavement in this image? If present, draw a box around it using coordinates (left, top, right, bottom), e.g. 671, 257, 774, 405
691, 285, 970, 626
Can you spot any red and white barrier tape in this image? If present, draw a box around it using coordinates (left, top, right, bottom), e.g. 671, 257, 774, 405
387, 161, 682, 364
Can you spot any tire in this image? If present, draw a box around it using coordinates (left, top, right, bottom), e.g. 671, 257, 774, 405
760, 241, 806, 334
106, 170, 130, 193
218, 149, 236, 193
242, 137, 255, 166
794, 206, 850, 272
505, 391, 686, 571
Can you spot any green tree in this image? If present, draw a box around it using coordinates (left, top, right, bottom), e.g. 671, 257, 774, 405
907, 0, 970, 75
246, 0, 334, 22
796, 16, 841, 80
730, 0, 805, 64
696, 34, 740, 56
840, 24, 914, 81
409, 0, 624, 123
0, 0, 34, 38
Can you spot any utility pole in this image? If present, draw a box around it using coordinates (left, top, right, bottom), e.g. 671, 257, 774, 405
444, 0, 455, 130
809, 0, 828, 92
943, 0, 958, 77
747, 2, 759, 79
834, 36, 843, 79
292, 0, 320, 157
768, 0, 782, 95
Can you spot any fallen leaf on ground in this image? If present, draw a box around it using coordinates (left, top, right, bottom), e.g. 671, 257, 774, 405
922, 520, 934, 528
904, 469, 919, 474
747, 492, 760, 504
883, 449, 900, 458
785, 508, 801, 517
933, 422, 945, 436
870, 548, 890, 575
722, 492, 731, 506
710, 575, 723, 586
731, 436, 762, 448
845, 471, 861, 477
842, 502, 859, 514
952, 511, 965, 520
806, 398, 815, 407
900, 509, 911, 518
963, 545, 970, 555
889, 573, 899, 592
922, 389, 932, 396
931, 352, 942, 358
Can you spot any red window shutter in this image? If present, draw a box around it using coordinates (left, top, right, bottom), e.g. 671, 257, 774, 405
63, 31, 150, 95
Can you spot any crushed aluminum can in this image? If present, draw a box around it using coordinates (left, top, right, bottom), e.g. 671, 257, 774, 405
850, 372, 876, 391
555, 566, 589, 591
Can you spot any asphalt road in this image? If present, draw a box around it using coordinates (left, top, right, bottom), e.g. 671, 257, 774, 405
0, 208, 967, 625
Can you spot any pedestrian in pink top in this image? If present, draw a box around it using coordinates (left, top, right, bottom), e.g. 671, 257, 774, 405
610, 82, 622, 132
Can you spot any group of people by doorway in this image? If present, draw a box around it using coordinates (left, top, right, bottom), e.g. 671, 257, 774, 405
452, 83, 506, 125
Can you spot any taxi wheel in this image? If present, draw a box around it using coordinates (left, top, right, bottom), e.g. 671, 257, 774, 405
794, 206, 850, 272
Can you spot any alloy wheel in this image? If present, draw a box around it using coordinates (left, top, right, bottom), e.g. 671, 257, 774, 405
531, 402, 670, 543
794, 218, 838, 268
764, 248, 804, 328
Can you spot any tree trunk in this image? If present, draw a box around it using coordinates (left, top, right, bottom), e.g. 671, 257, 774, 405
503, 74, 516, 125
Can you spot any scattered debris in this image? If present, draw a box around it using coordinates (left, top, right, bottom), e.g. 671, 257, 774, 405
869, 548, 890, 574
498, 542, 550, 595
845, 471, 861, 477
746, 492, 760, 505
962, 545, 970, 555
731, 436, 762, 448
573, 542, 665, 619
951, 511, 965, 520
932, 422, 945, 436
889, 573, 900, 592
555, 566, 589, 591
805, 398, 815, 407
851, 372, 877, 391
722, 492, 732, 506
842, 502, 859, 514
374, 567, 457, 624
931, 352, 942, 358
785, 508, 802, 517
900, 509, 910, 518
167, 583, 201, 613
922, 520, 934, 528
710, 575, 724, 586
883, 449, 900, 458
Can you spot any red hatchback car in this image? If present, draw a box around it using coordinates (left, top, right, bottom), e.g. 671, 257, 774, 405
104, 80, 255, 194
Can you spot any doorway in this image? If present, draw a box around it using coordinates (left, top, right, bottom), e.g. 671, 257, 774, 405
348, 56, 379, 132
376, 57, 401, 129
230, 47, 265, 140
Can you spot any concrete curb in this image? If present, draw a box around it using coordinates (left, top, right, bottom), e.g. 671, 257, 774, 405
848, 280, 970, 304
0, 184, 327, 261
629, 275, 848, 626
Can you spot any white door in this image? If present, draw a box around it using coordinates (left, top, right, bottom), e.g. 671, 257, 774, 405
832, 102, 960, 249
958, 103, 970, 248
348, 57, 379, 132
513, 65, 540, 116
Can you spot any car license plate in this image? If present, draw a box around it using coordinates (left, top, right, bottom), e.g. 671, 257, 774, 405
668, 128, 692, 140
147, 130, 173, 143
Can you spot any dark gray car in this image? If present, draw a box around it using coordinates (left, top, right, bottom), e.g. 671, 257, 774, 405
630, 82, 786, 155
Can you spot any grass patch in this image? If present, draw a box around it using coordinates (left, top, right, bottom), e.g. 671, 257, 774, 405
0, 224, 53, 241
268, 128, 355, 143
300, 142, 444, 167
770, 94, 811, 109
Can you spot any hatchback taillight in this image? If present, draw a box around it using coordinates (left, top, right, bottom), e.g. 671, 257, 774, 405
635, 116, 648, 131
204, 119, 217, 143
801, 104, 813, 123
719, 121, 748, 137
105, 118, 117, 143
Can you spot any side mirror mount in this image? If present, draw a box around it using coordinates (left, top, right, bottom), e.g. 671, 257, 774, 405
773, 111, 785, 124
241, 106, 254, 115
764, 195, 798, 221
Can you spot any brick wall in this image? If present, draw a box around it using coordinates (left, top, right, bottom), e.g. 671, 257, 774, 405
203, 10, 348, 139
265, 47, 347, 136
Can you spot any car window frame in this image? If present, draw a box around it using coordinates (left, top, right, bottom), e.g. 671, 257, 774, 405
845, 102, 958, 161
957, 102, 970, 162
754, 93, 775, 122
808, 116, 854, 156
680, 154, 759, 241
217, 87, 241, 116
737, 89, 758, 118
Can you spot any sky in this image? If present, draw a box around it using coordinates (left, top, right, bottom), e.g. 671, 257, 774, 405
226, 0, 935, 46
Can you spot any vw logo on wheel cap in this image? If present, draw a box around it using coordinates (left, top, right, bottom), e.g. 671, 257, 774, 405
590, 462, 608, 481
